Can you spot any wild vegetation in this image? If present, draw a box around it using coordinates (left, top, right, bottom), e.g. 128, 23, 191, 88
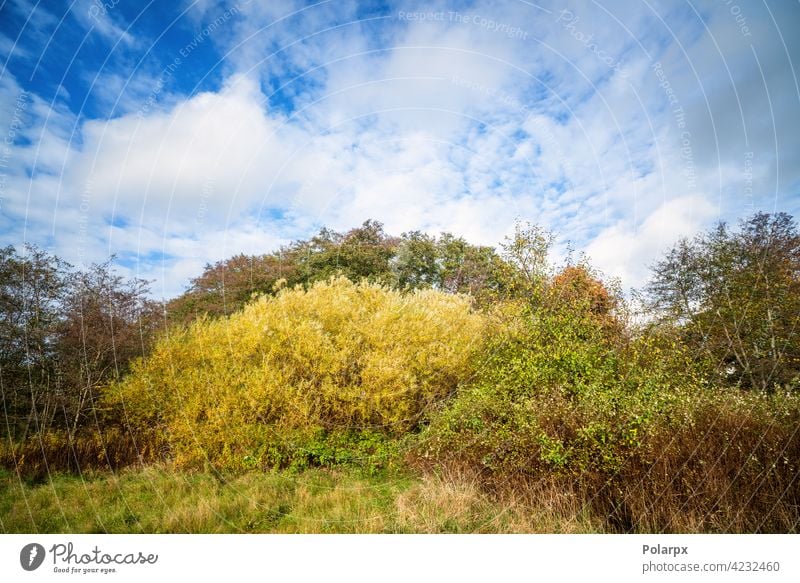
2, 213, 799, 533
109, 278, 486, 470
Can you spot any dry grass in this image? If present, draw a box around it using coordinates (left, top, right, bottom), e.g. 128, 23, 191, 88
394, 467, 601, 533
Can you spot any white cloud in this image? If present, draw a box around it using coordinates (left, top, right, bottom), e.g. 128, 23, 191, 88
0, 32, 30, 60
1, 0, 797, 298
586, 195, 717, 288
72, 0, 137, 46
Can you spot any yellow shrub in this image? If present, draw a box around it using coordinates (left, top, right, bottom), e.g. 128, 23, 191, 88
107, 278, 486, 469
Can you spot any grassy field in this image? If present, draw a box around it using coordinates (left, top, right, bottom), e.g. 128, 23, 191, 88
0, 466, 601, 534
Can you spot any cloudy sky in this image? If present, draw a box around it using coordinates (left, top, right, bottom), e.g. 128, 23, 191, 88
1, 0, 798, 297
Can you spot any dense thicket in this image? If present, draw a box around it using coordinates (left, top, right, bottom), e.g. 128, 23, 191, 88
421, 261, 799, 531
110, 278, 486, 470
2, 213, 799, 532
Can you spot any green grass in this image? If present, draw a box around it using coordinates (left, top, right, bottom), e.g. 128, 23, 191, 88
0, 465, 600, 534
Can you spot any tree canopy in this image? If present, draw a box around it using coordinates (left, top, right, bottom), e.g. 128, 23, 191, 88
646, 212, 800, 391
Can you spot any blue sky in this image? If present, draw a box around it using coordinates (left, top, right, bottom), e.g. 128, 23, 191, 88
1, 0, 798, 297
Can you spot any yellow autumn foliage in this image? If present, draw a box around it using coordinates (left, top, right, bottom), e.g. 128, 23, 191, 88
107, 277, 486, 468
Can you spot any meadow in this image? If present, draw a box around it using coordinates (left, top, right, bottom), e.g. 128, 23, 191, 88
0, 466, 604, 534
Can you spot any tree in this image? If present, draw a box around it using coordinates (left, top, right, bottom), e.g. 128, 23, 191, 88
498, 222, 554, 300
393, 231, 440, 289
165, 220, 548, 325
167, 253, 295, 323
294, 220, 397, 285
646, 212, 800, 391
0, 245, 68, 439
550, 264, 618, 316
57, 259, 161, 431
436, 233, 504, 298
0, 246, 162, 439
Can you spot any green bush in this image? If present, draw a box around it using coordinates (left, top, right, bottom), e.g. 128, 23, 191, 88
420, 295, 701, 476
418, 293, 800, 531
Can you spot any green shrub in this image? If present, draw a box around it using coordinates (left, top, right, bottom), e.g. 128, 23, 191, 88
418, 295, 800, 531
421, 297, 699, 475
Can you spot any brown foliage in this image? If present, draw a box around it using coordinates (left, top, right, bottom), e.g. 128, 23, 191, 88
1, 427, 165, 481
167, 253, 296, 324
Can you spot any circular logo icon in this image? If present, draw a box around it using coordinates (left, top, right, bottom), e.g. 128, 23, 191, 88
20, 543, 46, 571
